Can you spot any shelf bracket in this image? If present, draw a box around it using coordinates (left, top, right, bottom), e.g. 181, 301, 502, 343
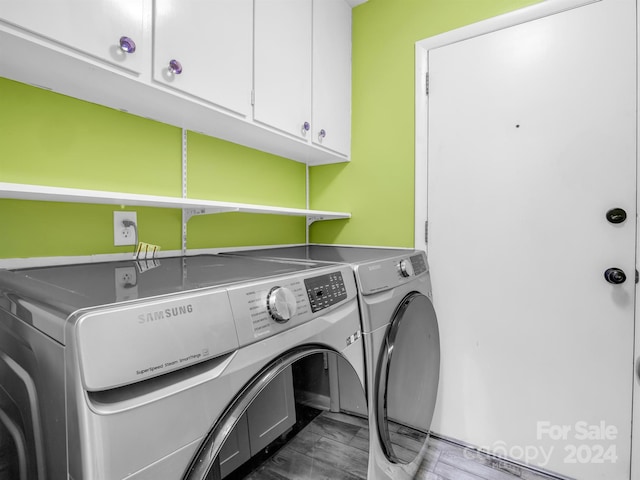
183, 207, 240, 223
307, 215, 328, 226
182, 207, 240, 255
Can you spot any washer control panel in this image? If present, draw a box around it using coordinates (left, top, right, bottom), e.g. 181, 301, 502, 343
304, 272, 347, 313
228, 265, 357, 346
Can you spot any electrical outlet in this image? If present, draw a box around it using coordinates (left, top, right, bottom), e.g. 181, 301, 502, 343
114, 211, 137, 246
115, 267, 138, 301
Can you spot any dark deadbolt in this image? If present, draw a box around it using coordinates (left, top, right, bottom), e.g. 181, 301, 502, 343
604, 268, 626, 285
606, 208, 627, 224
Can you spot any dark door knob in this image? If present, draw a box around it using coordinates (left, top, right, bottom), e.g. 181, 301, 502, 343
604, 268, 626, 284
606, 208, 627, 224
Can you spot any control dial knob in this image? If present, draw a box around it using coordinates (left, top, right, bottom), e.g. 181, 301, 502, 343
399, 259, 414, 278
267, 286, 297, 323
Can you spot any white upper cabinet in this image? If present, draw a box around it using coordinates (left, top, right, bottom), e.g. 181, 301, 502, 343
0, 0, 145, 74
312, 0, 351, 156
0, 0, 355, 164
254, 0, 351, 157
254, 0, 313, 139
153, 0, 253, 117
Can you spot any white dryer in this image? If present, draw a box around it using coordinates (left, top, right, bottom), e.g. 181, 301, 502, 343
221, 246, 441, 480
0, 255, 366, 479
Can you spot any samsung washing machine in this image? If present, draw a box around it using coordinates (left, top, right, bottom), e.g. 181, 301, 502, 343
222, 245, 441, 480
0, 254, 367, 480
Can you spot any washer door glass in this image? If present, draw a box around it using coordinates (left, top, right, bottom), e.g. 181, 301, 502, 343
184, 348, 369, 480
376, 292, 440, 464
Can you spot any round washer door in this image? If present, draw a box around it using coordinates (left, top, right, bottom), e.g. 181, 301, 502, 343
376, 292, 440, 464
184, 347, 369, 480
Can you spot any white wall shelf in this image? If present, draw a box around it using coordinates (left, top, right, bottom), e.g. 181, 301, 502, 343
0, 182, 351, 222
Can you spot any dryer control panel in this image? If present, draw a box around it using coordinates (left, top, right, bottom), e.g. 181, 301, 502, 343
408, 253, 428, 276
356, 251, 430, 296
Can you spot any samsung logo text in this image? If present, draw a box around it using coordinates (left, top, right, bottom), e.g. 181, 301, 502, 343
138, 304, 194, 324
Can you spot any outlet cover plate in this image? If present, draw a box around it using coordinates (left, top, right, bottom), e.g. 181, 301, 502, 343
114, 211, 137, 246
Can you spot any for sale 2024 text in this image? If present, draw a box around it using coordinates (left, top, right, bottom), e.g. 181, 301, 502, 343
537, 421, 618, 464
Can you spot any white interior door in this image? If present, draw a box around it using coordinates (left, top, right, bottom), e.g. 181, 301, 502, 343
426, 1, 636, 479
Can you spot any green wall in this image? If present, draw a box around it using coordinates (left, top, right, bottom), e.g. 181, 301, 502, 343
185, 133, 306, 250
1, 0, 541, 260
0, 78, 305, 260
309, 0, 541, 247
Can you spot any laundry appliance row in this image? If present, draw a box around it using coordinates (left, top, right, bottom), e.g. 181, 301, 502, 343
0, 246, 439, 480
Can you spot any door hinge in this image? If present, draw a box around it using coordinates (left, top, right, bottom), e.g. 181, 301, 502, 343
425, 220, 428, 243
425, 72, 429, 96
251, 89, 255, 106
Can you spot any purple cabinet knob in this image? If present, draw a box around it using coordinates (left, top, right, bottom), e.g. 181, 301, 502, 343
168, 59, 183, 75
301, 121, 310, 136
119, 36, 136, 54
318, 129, 326, 141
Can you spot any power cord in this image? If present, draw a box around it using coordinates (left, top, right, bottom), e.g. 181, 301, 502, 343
122, 219, 139, 257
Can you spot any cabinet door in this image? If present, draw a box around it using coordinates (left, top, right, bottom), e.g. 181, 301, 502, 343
312, 0, 351, 156
153, 0, 253, 117
254, 0, 312, 139
0, 0, 144, 73
246, 365, 296, 455
336, 353, 366, 416
219, 414, 251, 478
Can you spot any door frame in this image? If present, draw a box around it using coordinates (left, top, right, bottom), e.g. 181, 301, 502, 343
413, 0, 639, 477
